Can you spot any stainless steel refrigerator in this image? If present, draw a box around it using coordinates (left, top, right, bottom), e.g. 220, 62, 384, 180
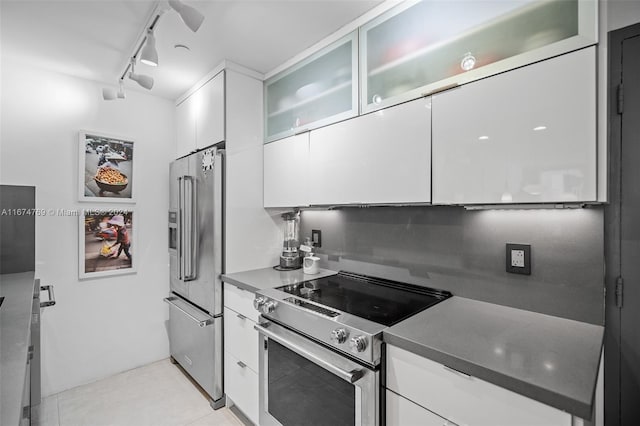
165, 146, 224, 409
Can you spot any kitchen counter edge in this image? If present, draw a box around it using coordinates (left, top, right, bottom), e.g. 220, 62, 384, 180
0, 271, 36, 426
221, 267, 338, 293
383, 296, 604, 421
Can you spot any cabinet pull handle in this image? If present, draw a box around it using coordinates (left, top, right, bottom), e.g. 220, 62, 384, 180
40, 284, 56, 308
237, 313, 246, 320
422, 83, 459, 97
443, 365, 472, 379
237, 361, 247, 368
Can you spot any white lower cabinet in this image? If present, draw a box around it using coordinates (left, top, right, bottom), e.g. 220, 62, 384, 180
224, 283, 260, 323
224, 283, 259, 424
309, 96, 432, 206
224, 307, 258, 372
224, 351, 259, 424
386, 390, 455, 426
386, 345, 572, 426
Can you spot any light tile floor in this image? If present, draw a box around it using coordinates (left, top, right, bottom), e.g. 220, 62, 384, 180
33, 359, 244, 426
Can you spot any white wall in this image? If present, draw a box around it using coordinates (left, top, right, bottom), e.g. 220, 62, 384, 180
607, 0, 640, 31
0, 60, 174, 396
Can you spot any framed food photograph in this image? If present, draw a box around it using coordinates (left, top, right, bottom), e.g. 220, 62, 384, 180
78, 130, 135, 203
79, 209, 137, 279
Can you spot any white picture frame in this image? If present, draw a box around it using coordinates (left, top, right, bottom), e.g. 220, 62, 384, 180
78, 130, 135, 203
79, 209, 137, 279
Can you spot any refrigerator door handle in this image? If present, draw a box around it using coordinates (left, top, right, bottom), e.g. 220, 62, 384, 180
182, 175, 190, 280
183, 175, 198, 281
177, 176, 184, 281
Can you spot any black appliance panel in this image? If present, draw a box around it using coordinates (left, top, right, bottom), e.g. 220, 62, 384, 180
276, 271, 451, 327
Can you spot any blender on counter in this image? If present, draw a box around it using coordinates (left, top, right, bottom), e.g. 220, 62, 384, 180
278, 211, 302, 270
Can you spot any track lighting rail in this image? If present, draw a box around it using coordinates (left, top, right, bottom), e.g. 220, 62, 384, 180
102, 1, 205, 100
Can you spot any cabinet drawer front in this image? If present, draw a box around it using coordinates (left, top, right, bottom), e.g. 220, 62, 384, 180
386, 345, 571, 426
224, 283, 259, 322
223, 306, 259, 372
225, 351, 259, 425
386, 390, 454, 426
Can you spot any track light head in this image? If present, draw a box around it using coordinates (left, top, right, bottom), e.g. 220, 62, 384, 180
168, 0, 204, 32
128, 60, 154, 90
117, 80, 126, 99
129, 72, 154, 90
103, 80, 126, 101
140, 29, 158, 67
102, 87, 117, 101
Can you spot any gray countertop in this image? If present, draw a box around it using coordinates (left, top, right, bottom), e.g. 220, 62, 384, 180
222, 267, 338, 292
384, 296, 603, 420
1, 271, 35, 426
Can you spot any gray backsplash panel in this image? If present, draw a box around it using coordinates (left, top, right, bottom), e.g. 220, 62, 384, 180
301, 206, 604, 325
0, 185, 35, 274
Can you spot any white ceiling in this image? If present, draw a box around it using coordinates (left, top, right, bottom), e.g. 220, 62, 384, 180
0, 0, 383, 101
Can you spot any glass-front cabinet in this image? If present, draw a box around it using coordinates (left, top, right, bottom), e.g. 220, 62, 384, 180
360, 0, 597, 112
264, 32, 358, 143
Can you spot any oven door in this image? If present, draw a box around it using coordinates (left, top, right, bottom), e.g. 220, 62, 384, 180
255, 320, 379, 426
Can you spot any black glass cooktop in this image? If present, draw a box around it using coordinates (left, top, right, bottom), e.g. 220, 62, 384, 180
276, 271, 451, 327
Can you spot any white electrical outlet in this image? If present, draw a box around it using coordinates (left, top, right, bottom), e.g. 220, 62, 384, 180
511, 249, 525, 268
506, 243, 530, 275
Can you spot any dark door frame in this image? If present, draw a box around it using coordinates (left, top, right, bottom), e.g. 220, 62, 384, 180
605, 21, 640, 426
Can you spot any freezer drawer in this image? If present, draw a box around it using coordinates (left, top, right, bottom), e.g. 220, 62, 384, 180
165, 296, 223, 404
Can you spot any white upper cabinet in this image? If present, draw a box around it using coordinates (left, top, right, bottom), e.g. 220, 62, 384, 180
359, 0, 597, 113
196, 72, 225, 149
309, 97, 431, 206
432, 47, 597, 205
175, 71, 225, 158
263, 133, 310, 208
175, 93, 196, 158
264, 32, 358, 143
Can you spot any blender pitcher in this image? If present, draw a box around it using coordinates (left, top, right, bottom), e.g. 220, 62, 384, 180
279, 212, 302, 269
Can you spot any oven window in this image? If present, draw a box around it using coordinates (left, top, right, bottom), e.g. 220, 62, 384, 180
268, 339, 355, 426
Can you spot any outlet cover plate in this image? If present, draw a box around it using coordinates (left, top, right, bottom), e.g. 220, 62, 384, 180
311, 229, 322, 248
506, 243, 531, 275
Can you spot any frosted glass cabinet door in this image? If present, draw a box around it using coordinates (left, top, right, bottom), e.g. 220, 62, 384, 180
263, 134, 309, 208
309, 97, 431, 206
432, 47, 596, 205
265, 32, 358, 142
360, 0, 597, 113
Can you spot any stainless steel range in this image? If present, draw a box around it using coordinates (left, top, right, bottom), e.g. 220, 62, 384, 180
253, 271, 451, 426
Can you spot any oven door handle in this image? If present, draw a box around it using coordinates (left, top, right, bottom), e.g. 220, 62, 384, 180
255, 323, 364, 384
